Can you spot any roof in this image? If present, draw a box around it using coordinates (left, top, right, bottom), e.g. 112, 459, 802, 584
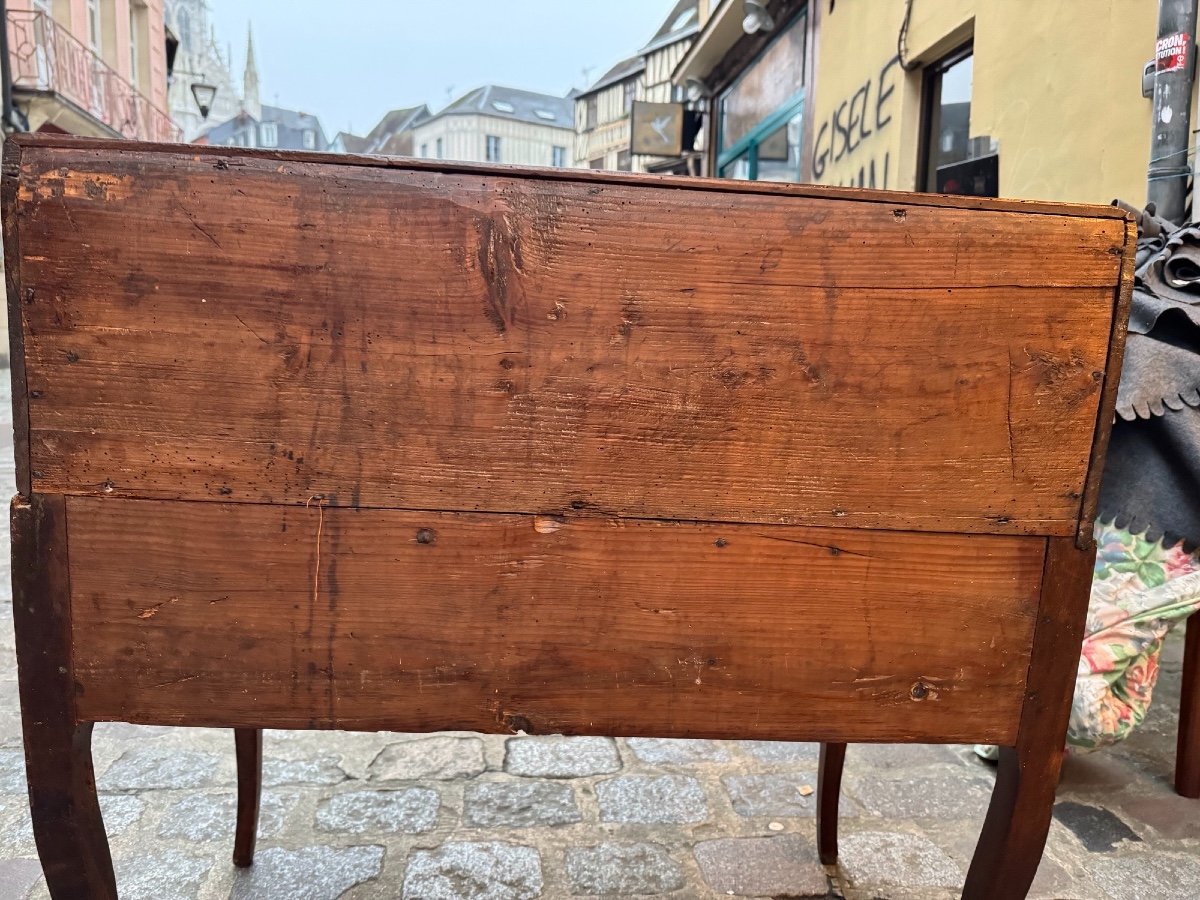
640, 0, 700, 54
577, 55, 646, 99
334, 132, 371, 154
196, 104, 330, 150
363, 105, 431, 149
428, 85, 574, 129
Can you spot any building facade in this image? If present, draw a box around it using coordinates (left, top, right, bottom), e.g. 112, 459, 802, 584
409, 85, 573, 167
163, 0, 239, 142
675, 0, 1160, 205
5, 0, 175, 141
575, 55, 643, 170
574, 0, 699, 172
192, 24, 328, 153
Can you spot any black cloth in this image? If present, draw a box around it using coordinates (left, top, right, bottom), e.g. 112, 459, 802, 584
1098, 205, 1200, 550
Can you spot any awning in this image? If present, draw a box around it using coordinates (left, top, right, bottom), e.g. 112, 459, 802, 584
672, 0, 748, 85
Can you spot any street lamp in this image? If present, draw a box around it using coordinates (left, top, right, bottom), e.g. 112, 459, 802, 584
190, 82, 217, 120
742, 0, 776, 34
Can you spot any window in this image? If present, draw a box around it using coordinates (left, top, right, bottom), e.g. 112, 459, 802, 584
486, 135, 501, 162
588, 157, 605, 170
259, 122, 278, 147
617, 149, 632, 171
552, 145, 566, 167
919, 44, 994, 196
435, 138, 443, 159
535, 109, 556, 122
585, 96, 598, 130
419, 142, 428, 158
623, 80, 636, 115
128, 1, 149, 90
302, 129, 317, 150
492, 100, 515, 113
716, 11, 807, 183
87, 0, 100, 50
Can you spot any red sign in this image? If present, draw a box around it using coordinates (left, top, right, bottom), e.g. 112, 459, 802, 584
1157, 31, 1190, 72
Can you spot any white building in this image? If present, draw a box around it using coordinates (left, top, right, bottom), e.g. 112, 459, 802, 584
409, 85, 574, 168
164, 0, 242, 142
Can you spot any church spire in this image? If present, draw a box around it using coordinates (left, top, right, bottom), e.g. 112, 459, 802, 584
243, 23, 261, 120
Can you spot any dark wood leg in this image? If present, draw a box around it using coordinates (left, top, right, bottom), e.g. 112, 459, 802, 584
233, 728, 263, 867
12, 495, 117, 899
962, 742, 1063, 899
1177, 613, 1200, 798
23, 720, 117, 899
817, 741, 846, 865
961, 538, 1094, 900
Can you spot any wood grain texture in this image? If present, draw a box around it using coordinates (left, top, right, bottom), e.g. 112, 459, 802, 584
7, 141, 1123, 536
962, 538, 1097, 898
11, 495, 117, 899
3, 140, 30, 495
67, 497, 1045, 742
1076, 212, 1136, 548
1176, 614, 1200, 798
3, 132, 1136, 220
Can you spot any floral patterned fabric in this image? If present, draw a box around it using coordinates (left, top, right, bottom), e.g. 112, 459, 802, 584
1069, 522, 1200, 750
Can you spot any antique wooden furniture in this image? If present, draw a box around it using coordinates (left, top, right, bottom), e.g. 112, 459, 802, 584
4, 133, 1132, 899
1177, 615, 1200, 797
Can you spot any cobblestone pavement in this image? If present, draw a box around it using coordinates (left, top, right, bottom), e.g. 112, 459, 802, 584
0, 380, 1197, 899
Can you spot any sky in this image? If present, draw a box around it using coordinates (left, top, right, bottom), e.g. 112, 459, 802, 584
203, 0, 675, 138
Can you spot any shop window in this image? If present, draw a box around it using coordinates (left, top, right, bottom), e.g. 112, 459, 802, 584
919, 43, 996, 197
716, 9, 807, 183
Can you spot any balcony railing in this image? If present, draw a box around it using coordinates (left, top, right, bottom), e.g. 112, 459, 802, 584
7, 9, 179, 142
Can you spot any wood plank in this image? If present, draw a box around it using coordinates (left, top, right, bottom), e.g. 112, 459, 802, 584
1076, 214, 1136, 548
3, 139, 30, 495
5, 132, 1134, 220
68, 497, 1044, 743
11, 495, 118, 897
11, 145, 1121, 535
961, 537, 1097, 897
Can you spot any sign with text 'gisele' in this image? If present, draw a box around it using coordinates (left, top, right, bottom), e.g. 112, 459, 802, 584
631, 101, 685, 157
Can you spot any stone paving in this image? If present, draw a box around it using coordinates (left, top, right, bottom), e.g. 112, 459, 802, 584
0, 380, 1198, 898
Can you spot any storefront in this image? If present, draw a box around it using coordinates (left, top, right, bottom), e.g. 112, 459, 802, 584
676, 0, 1160, 205
676, 0, 814, 183
713, 9, 808, 181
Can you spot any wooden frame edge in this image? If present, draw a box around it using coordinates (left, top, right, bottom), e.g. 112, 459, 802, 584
5, 131, 1129, 221
1075, 212, 1136, 549
3, 137, 30, 496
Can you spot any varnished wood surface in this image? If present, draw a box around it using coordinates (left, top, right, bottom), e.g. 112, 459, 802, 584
1176, 615, 1200, 798
962, 538, 1097, 898
67, 497, 1044, 742
232, 728, 262, 867
6, 140, 1126, 536
12, 496, 117, 898
3, 132, 1136, 220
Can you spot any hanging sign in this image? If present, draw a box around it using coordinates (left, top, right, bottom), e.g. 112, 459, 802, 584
631, 102, 685, 157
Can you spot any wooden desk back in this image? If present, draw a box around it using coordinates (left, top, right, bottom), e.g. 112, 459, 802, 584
4, 135, 1133, 745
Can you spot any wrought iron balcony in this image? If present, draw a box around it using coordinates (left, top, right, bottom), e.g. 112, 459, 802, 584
6, 9, 179, 142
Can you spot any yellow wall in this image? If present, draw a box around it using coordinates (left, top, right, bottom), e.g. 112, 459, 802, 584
810, 0, 1159, 205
